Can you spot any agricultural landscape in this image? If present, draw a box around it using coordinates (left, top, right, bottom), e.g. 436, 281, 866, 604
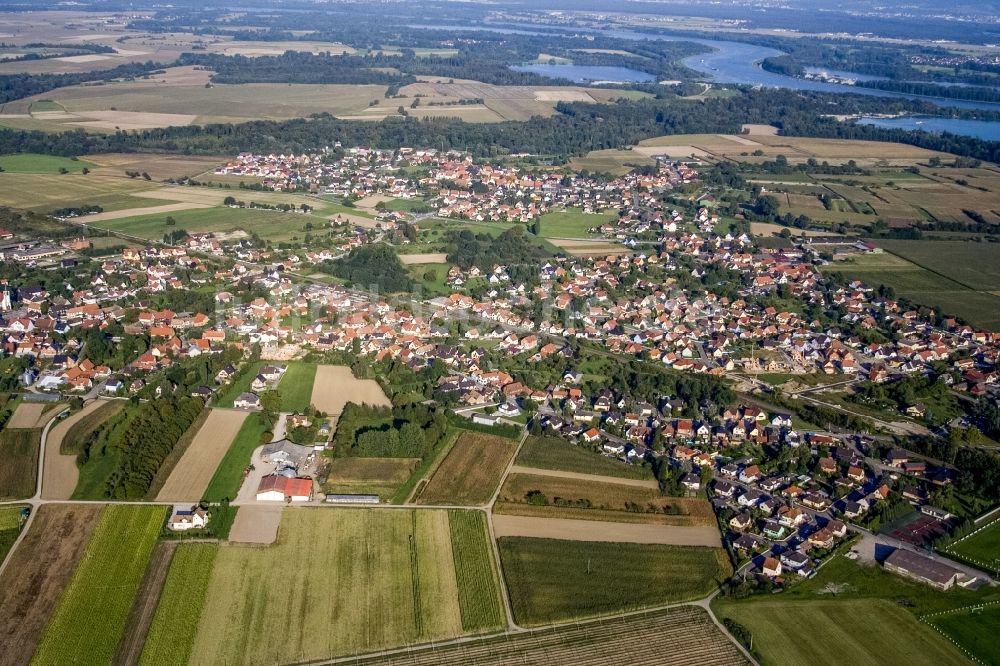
0, 0, 1000, 664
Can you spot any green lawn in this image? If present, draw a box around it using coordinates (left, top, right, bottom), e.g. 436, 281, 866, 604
99, 206, 322, 242
278, 362, 317, 412
716, 598, 968, 666
497, 537, 730, 626
214, 361, 264, 408
32, 505, 166, 666
408, 262, 451, 297
0, 153, 93, 173
0, 504, 27, 565
538, 208, 617, 239
202, 415, 268, 502
140, 543, 218, 666
948, 520, 1000, 568
515, 436, 653, 480
930, 605, 1000, 665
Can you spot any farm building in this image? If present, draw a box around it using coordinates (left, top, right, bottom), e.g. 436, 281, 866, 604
261, 439, 312, 470
256, 475, 313, 502
883, 549, 962, 590
325, 494, 380, 504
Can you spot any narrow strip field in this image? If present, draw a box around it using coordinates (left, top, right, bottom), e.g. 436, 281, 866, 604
155, 409, 248, 502
278, 362, 317, 412
115, 541, 178, 666
139, 544, 218, 666
492, 515, 721, 546
447, 510, 505, 632
0, 505, 102, 666
201, 414, 267, 503
498, 537, 731, 626
42, 400, 119, 500
0, 429, 41, 500
507, 465, 659, 489
341, 606, 748, 666
416, 431, 519, 506
31, 505, 166, 666
188, 508, 500, 666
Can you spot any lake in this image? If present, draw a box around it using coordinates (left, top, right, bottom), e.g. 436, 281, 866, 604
511, 63, 656, 83
856, 116, 1000, 141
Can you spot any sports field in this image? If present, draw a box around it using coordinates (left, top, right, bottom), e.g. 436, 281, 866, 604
32, 505, 166, 666
948, 519, 1000, 565
498, 537, 730, 626
716, 599, 967, 666
155, 409, 248, 502
416, 431, 520, 506
930, 605, 1000, 665
277, 361, 317, 412
188, 508, 504, 665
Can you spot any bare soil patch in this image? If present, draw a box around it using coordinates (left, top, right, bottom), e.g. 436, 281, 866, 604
0, 504, 102, 666
742, 123, 779, 135
491, 515, 721, 546
310, 365, 391, 416
42, 400, 105, 500
77, 201, 211, 223
507, 465, 659, 489
156, 409, 248, 502
7, 403, 48, 429
398, 252, 448, 265
228, 505, 282, 544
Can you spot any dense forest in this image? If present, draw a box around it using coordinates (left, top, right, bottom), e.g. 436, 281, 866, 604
446, 227, 548, 276
2, 88, 998, 162
325, 243, 412, 292
856, 79, 1000, 104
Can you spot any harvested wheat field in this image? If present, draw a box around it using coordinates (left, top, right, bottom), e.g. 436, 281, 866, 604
0, 504, 102, 666
156, 409, 248, 502
41, 400, 107, 500
77, 201, 211, 223
310, 365, 391, 417
492, 515, 721, 546
398, 253, 448, 265
7, 402, 58, 430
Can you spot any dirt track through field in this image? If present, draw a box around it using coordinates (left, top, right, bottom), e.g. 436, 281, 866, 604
491, 515, 722, 546
113, 541, 177, 666
76, 201, 211, 223
310, 365, 391, 417
229, 506, 283, 544
156, 409, 248, 502
507, 465, 660, 490
0, 504, 103, 666
42, 400, 106, 500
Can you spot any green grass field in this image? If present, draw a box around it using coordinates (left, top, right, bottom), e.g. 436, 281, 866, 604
498, 537, 731, 626
0, 504, 26, 565
278, 362, 317, 412
31, 505, 166, 666
823, 252, 1000, 330
716, 598, 967, 666
407, 263, 451, 297
99, 206, 321, 242
930, 605, 1000, 665
948, 520, 1000, 567
538, 208, 617, 239
447, 510, 505, 632
0, 153, 94, 174
0, 429, 40, 500
139, 543, 218, 666
515, 436, 654, 480
201, 414, 267, 502
59, 401, 124, 455
0, 172, 164, 212
877, 240, 1000, 291
189, 508, 500, 665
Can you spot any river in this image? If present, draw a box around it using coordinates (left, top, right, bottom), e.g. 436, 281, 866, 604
409, 22, 1000, 139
